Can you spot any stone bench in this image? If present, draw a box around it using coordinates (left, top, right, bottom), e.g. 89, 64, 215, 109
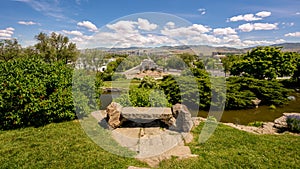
105, 102, 193, 132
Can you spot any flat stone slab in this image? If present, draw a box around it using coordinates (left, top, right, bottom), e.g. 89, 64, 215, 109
121, 107, 173, 123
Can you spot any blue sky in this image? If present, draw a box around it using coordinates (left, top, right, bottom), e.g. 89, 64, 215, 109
1, 0, 300, 48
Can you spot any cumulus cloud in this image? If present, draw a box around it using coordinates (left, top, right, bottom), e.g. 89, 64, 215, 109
198, 8, 206, 15
213, 27, 237, 35
161, 24, 211, 37
165, 22, 175, 29
62, 30, 83, 36
285, 32, 300, 37
229, 14, 262, 22
0, 27, 15, 39
18, 21, 37, 25
238, 23, 278, 32
228, 11, 271, 22
137, 18, 158, 31
256, 11, 271, 18
106, 20, 138, 34
242, 39, 285, 46
106, 18, 158, 33
77, 21, 98, 32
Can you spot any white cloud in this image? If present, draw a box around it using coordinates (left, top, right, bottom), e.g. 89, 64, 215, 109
106, 20, 138, 34
238, 23, 278, 32
285, 32, 300, 37
137, 18, 158, 31
18, 21, 37, 25
228, 11, 271, 22
161, 24, 211, 38
62, 30, 83, 36
77, 21, 98, 32
242, 39, 285, 46
256, 11, 271, 18
165, 22, 175, 29
213, 27, 237, 35
296, 12, 300, 15
0, 27, 15, 39
198, 8, 206, 15
229, 14, 262, 22
106, 19, 158, 32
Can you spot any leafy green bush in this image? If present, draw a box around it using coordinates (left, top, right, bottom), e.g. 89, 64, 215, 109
226, 77, 291, 109
72, 70, 103, 118
269, 105, 276, 109
286, 115, 300, 133
114, 88, 170, 107
0, 57, 76, 130
138, 76, 158, 89
248, 121, 264, 127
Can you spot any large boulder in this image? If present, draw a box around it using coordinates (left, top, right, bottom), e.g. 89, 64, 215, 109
106, 102, 123, 128
274, 113, 300, 130
170, 104, 193, 132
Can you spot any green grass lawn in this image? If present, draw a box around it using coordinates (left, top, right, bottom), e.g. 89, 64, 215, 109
1, 121, 299, 169
103, 79, 140, 90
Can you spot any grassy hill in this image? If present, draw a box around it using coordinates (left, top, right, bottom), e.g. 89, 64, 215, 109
1, 120, 299, 168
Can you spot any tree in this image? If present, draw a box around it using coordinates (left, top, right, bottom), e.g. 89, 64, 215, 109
292, 53, 300, 83
35, 32, 79, 64
231, 46, 297, 80
221, 54, 242, 76
0, 39, 21, 61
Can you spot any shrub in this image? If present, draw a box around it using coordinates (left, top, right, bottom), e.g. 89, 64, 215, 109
286, 115, 300, 133
114, 88, 170, 107
226, 77, 291, 109
0, 57, 75, 130
269, 105, 276, 110
248, 121, 264, 127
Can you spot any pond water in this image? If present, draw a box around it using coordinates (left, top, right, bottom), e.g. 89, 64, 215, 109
198, 92, 300, 125
100, 92, 300, 125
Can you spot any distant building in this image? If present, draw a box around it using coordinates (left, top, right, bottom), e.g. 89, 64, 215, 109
140, 59, 158, 71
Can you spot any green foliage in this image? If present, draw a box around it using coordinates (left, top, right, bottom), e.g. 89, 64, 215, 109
0, 39, 22, 61
231, 46, 297, 80
248, 121, 264, 127
72, 70, 103, 118
111, 73, 126, 81
0, 57, 75, 130
292, 53, 300, 84
226, 77, 291, 109
138, 76, 158, 89
1, 121, 300, 168
286, 115, 300, 133
114, 88, 170, 107
159, 75, 205, 110
221, 54, 242, 76
35, 32, 79, 64
269, 104, 276, 109
166, 56, 186, 70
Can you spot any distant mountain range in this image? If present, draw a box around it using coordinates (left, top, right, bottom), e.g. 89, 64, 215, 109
93, 43, 300, 56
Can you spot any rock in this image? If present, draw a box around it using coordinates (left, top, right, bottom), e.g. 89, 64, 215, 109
138, 145, 198, 167
106, 102, 123, 128
274, 116, 288, 129
251, 98, 261, 108
170, 104, 193, 132
128, 166, 150, 169
274, 113, 300, 129
287, 96, 296, 101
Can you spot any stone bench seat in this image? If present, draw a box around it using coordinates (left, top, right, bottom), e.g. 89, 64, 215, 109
105, 102, 193, 132
121, 107, 173, 123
